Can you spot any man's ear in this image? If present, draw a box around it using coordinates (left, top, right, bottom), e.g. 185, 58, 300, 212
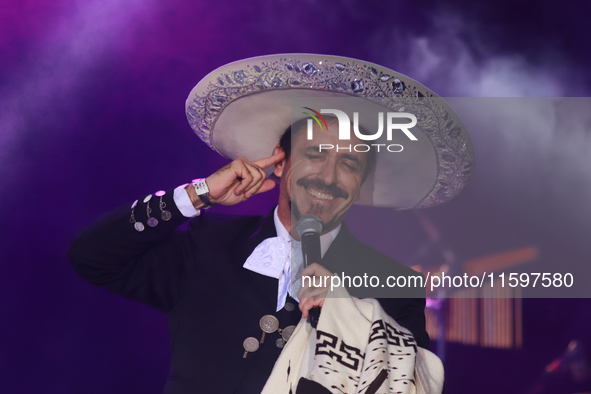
273, 144, 286, 178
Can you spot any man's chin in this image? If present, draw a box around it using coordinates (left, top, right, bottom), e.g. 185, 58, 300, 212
292, 201, 322, 219
290, 201, 343, 233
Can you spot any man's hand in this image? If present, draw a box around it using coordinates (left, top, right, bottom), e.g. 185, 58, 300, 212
297, 263, 334, 319
187, 151, 285, 208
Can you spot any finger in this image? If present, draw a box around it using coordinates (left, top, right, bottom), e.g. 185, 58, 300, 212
298, 282, 318, 301
246, 165, 275, 197
300, 298, 325, 319
233, 159, 254, 195
298, 286, 311, 301
242, 162, 265, 196
298, 275, 327, 297
301, 263, 333, 278
298, 281, 327, 300
301, 263, 321, 277
312, 298, 325, 316
252, 151, 285, 170
242, 154, 280, 198
297, 283, 308, 300
301, 265, 315, 278
299, 298, 313, 318
300, 301, 310, 318
253, 179, 276, 195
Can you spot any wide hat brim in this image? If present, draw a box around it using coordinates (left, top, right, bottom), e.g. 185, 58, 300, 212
186, 54, 475, 209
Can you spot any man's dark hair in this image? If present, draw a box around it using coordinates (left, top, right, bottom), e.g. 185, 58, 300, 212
278, 116, 377, 183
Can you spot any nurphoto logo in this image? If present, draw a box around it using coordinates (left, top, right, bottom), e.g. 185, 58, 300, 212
302, 107, 418, 153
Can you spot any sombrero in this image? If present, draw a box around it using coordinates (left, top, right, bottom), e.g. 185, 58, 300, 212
186, 54, 474, 209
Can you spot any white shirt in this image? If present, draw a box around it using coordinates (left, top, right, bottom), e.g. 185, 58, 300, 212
172, 184, 340, 311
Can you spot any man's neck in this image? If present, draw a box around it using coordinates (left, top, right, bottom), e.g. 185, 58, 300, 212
277, 200, 292, 238
273, 207, 341, 258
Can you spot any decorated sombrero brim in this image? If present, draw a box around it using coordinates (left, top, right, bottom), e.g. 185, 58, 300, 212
186, 54, 475, 209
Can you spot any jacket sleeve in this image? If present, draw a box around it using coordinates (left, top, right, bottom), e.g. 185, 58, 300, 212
68, 190, 198, 313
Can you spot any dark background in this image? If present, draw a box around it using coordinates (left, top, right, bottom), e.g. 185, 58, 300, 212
1, 0, 591, 393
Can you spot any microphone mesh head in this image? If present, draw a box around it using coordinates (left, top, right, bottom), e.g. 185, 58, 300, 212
296, 214, 323, 237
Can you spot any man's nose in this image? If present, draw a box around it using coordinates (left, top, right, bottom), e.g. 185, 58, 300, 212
316, 159, 338, 186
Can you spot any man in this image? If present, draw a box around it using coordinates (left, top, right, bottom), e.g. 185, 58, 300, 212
69, 54, 474, 393
184, 115, 422, 316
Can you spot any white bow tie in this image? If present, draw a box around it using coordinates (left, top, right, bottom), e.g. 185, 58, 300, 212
243, 236, 303, 311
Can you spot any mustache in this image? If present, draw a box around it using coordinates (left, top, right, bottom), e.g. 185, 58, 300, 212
296, 178, 349, 199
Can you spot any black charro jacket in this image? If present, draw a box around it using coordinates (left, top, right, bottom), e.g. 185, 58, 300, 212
68, 190, 429, 393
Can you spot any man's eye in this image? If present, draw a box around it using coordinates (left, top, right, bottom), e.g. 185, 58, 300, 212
343, 162, 359, 171
306, 154, 322, 160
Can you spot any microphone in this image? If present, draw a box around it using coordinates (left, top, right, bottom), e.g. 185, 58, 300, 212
296, 215, 323, 328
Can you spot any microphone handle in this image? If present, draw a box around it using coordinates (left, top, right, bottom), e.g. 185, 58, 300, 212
308, 307, 321, 328
301, 232, 322, 267
301, 232, 322, 328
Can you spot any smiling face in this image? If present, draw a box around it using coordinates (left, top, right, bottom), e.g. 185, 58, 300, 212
275, 118, 369, 235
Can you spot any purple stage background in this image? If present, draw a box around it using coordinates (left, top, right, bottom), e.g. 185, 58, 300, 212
1, 0, 591, 393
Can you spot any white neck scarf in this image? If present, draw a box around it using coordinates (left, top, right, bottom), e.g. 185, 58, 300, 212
243, 208, 340, 311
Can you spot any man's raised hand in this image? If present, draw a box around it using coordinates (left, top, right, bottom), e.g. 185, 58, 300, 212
187, 151, 285, 208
